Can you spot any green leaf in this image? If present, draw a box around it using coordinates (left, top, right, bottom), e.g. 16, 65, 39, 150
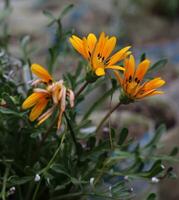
2, 93, 16, 110
146, 193, 157, 200
148, 58, 167, 73
141, 160, 164, 178
59, 4, 74, 19
20, 35, 30, 50
140, 53, 146, 62
43, 10, 55, 20
118, 128, 128, 145
10, 176, 32, 185
170, 146, 178, 156
0, 107, 23, 117
145, 124, 166, 148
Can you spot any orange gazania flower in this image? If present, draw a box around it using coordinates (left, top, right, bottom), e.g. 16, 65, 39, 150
114, 55, 165, 102
69, 32, 131, 76
22, 64, 74, 129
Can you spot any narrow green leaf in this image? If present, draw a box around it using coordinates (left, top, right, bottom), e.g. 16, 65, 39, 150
10, 176, 32, 185
170, 146, 178, 156
146, 193, 157, 200
43, 10, 55, 20
145, 124, 166, 148
140, 53, 146, 62
118, 128, 128, 145
148, 58, 167, 73
0, 107, 22, 117
59, 4, 74, 19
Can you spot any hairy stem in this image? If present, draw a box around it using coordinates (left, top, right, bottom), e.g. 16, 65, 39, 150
96, 101, 121, 144
75, 81, 88, 98
64, 112, 79, 157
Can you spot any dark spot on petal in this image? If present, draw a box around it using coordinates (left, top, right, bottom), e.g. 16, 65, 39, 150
102, 57, 105, 62
48, 80, 53, 84
135, 77, 138, 82
129, 75, 132, 83
88, 51, 91, 57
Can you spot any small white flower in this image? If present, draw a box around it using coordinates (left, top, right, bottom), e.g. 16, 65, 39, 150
124, 175, 129, 180
34, 174, 41, 182
90, 177, 95, 186
161, 164, 165, 169
151, 177, 159, 183
9, 186, 16, 195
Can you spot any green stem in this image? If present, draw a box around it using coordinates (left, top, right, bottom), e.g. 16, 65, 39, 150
96, 101, 121, 144
32, 117, 57, 162
32, 180, 41, 200
1, 165, 10, 200
64, 112, 79, 157
75, 81, 88, 98
39, 132, 65, 175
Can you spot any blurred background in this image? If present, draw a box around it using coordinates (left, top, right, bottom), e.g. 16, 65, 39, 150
0, 0, 179, 199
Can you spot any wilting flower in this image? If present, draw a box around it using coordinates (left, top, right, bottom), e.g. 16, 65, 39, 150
114, 55, 165, 103
22, 64, 74, 129
69, 32, 131, 76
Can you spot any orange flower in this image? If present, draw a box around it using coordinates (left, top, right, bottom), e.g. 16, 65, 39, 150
69, 32, 131, 76
114, 55, 165, 102
22, 64, 74, 129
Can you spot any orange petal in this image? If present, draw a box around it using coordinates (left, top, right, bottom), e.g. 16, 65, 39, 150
69, 35, 87, 58
106, 65, 125, 71
102, 36, 116, 59
114, 70, 123, 85
31, 64, 53, 83
136, 89, 164, 99
87, 33, 97, 54
134, 59, 150, 82
143, 77, 165, 91
124, 55, 135, 82
29, 98, 48, 121
108, 46, 131, 66
22, 92, 47, 109
92, 32, 106, 59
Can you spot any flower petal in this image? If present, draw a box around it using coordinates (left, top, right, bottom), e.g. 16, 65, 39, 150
136, 89, 164, 99
108, 46, 131, 66
22, 92, 47, 109
37, 106, 55, 126
102, 36, 116, 59
114, 70, 123, 85
124, 55, 135, 82
69, 35, 87, 58
134, 59, 150, 82
31, 64, 53, 83
87, 33, 97, 54
106, 65, 125, 71
143, 77, 165, 91
29, 97, 48, 121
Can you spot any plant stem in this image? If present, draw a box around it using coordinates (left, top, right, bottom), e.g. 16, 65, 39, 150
64, 112, 79, 157
32, 118, 57, 162
1, 165, 10, 200
95, 101, 121, 144
32, 181, 41, 200
75, 81, 88, 98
